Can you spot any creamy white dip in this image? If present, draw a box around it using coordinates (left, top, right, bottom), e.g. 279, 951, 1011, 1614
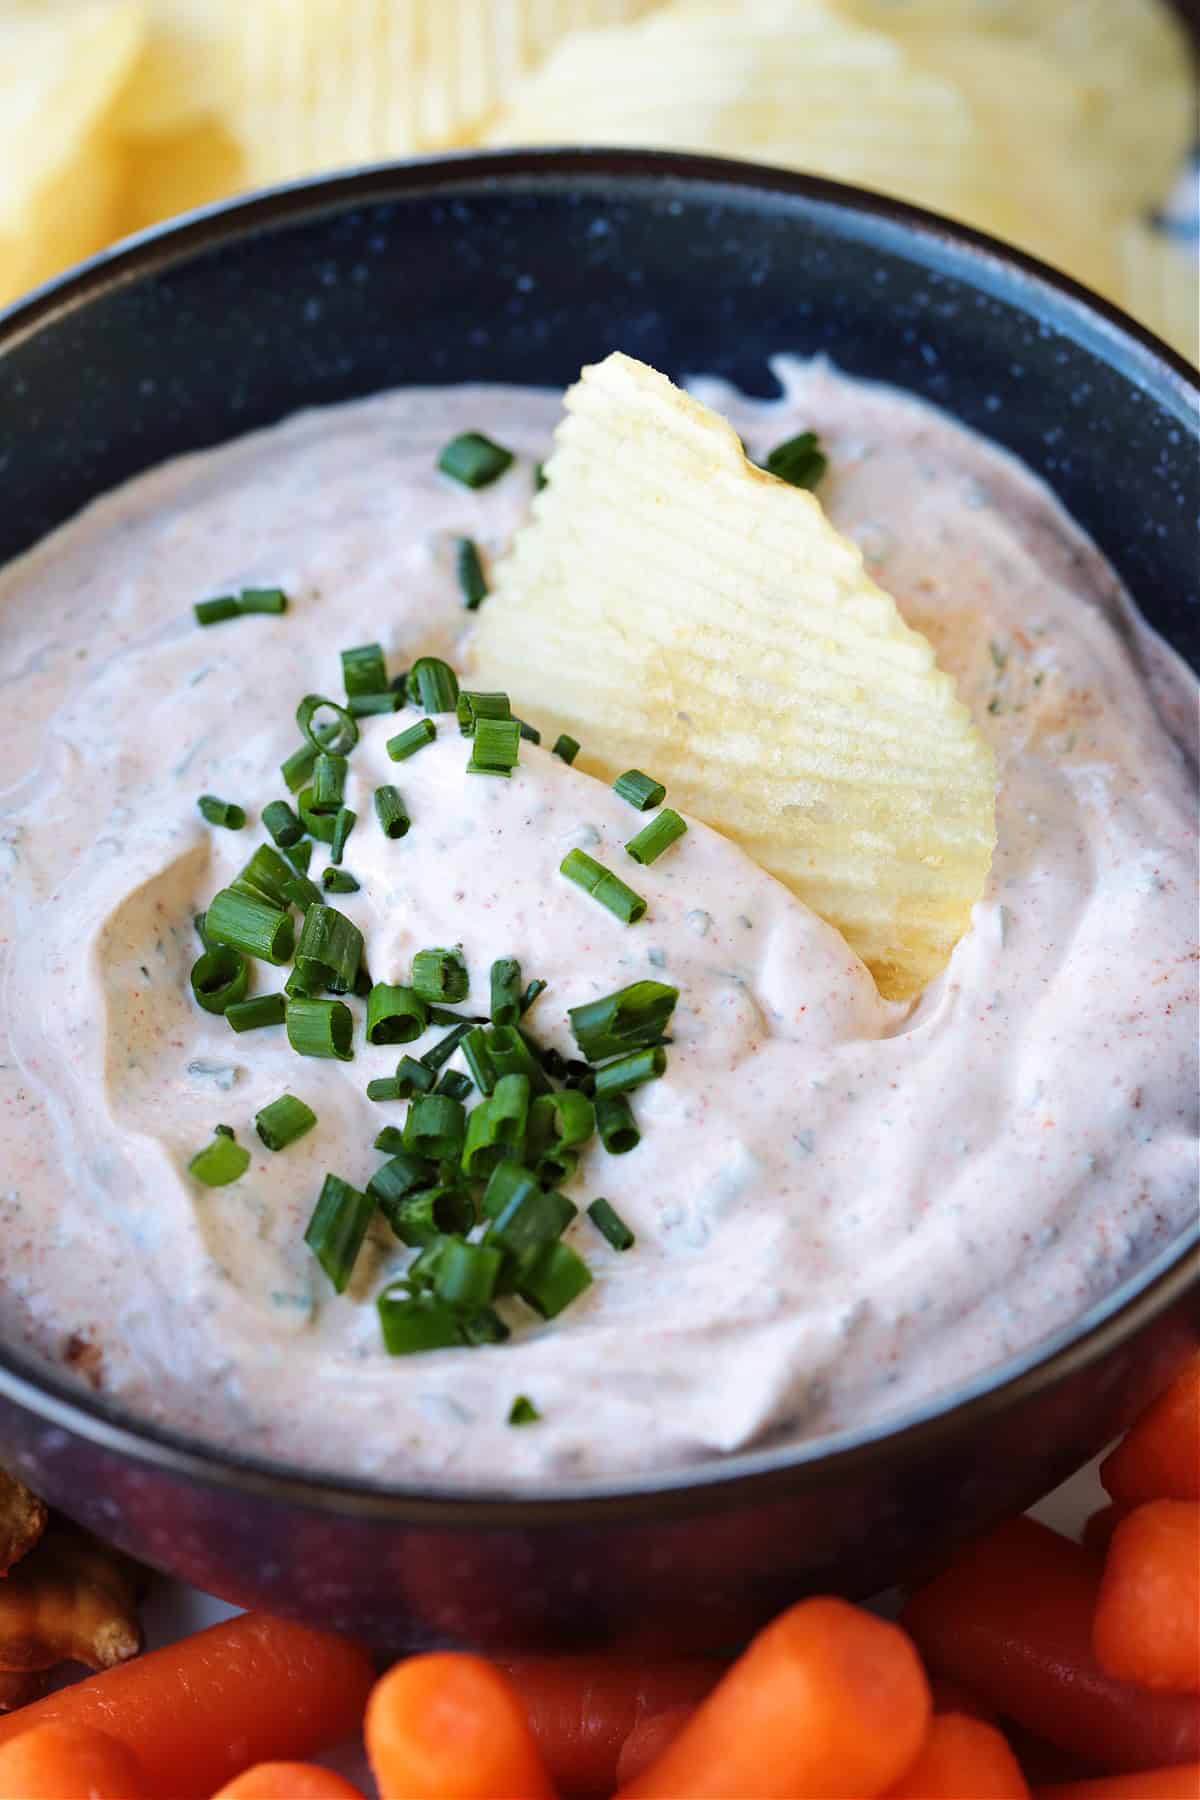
0, 359, 1194, 1488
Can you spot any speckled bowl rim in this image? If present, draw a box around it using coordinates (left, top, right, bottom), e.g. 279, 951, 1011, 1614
0, 147, 1196, 1524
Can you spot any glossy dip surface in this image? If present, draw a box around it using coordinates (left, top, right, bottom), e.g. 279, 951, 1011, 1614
0, 358, 1194, 1488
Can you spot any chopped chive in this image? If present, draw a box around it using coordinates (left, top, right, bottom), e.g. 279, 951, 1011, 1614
280, 741, 318, 793
519, 978, 548, 1015
764, 430, 826, 490
456, 537, 488, 609
411, 947, 469, 1005
427, 1005, 484, 1027
285, 966, 313, 1000
297, 788, 336, 844
560, 849, 646, 924
286, 997, 354, 1060
485, 1025, 552, 1095
194, 911, 211, 947
340, 642, 387, 698
204, 888, 294, 965
348, 691, 401, 716
294, 903, 363, 995
390, 670, 410, 693
296, 693, 358, 755
529, 1088, 595, 1152
310, 753, 347, 813
225, 992, 286, 1033
588, 1197, 635, 1251
387, 719, 437, 762
436, 1070, 474, 1102
536, 1146, 578, 1187
189, 946, 249, 1015
613, 770, 666, 811
367, 1078, 403, 1103
461, 1026, 496, 1096
482, 1161, 540, 1221
434, 1239, 502, 1308
373, 1125, 408, 1155
437, 431, 513, 489
462, 1306, 510, 1345
564, 1059, 595, 1092
540, 1047, 569, 1081
490, 957, 522, 1029
419, 1021, 474, 1073
231, 843, 296, 907
188, 1130, 250, 1186
198, 794, 246, 830
378, 1288, 464, 1355
366, 983, 428, 1046
214, 1124, 236, 1138
534, 461, 548, 492
626, 809, 687, 866
282, 874, 322, 912
517, 1241, 593, 1319
287, 839, 313, 874
488, 1181, 575, 1257
456, 690, 510, 737
461, 1072, 530, 1177
467, 716, 521, 777
194, 594, 239, 626
368, 1152, 436, 1205
238, 585, 288, 614
374, 785, 410, 840
255, 1093, 316, 1152
395, 1055, 436, 1098
407, 658, 460, 714
568, 979, 678, 1062
509, 1395, 541, 1425
330, 806, 356, 865
595, 1092, 639, 1154
517, 719, 540, 744
384, 1185, 475, 1247
305, 1173, 372, 1292
355, 961, 373, 999
403, 1236, 452, 1290
262, 799, 303, 848
593, 1046, 667, 1096
403, 1092, 467, 1161
552, 733, 580, 765
321, 868, 360, 893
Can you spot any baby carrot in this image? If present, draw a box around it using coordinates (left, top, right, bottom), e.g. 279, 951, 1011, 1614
883, 1713, 1030, 1798
1037, 1766, 1200, 1800
501, 1655, 720, 1793
0, 1613, 374, 1799
902, 1516, 1200, 1772
1101, 1354, 1200, 1508
928, 1676, 997, 1723
211, 1764, 364, 1798
615, 1705, 697, 1789
1081, 1507, 1124, 1558
0, 1723, 148, 1799
1093, 1501, 1200, 1693
616, 1597, 931, 1799
366, 1654, 556, 1800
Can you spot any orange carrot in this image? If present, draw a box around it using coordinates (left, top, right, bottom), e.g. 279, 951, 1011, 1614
1037, 1766, 1200, 1800
501, 1656, 720, 1794
616, 1597, 931, 1799
902, 1516, 1200, 1772
210, 1763, 363, 1799
883, 1713, 1029, 1798
1081, 1507, 1124, 1558
929, 1676, 997, 1723
0, 1723, 149, 1799
1093, 1501, 1200, 1693
614, 1706, 696, 1789
0, 1613, 374, 1800
366, 1654, 556, 1800
1101, 1354, 1200, 1508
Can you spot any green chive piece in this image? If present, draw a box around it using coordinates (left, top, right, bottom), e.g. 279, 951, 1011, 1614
390, 670, 410, 693
281, 872, 322, 912
366, 1078, 403, 1103
593, 1046, 667, 1097
285, 966, 313, 1000
262, 799, 303, 848
322, 868, 360, 893
529, 1088, 595, 1153
194, 594, 239, 626
461, 1027, 496, 1096
204, 888, 294, 965
517, 1241, 593, 1319
587, 1197, 635, 1251
456, 690, 510, 737
340, 642, 387, 698
552, 734, 580, 765
368, 1152, 435, 1205
568, 979, 678, 1062
194, 911, 211, 947
378, 1288, 464, 1355
433, 1238, 502, 1309
490, 957, 522, 1029
189, 946, 249, 1015
373, 1126, 408, 1155
462, 1306, 510, 1345
419, 1021, 473, 1074
287, 839, 313, 874
467, 716, 521, 777
536, 1147, 578, 1188
238, 585, 288, 614
436, 1070, 473, 1102
482, 1161, 540, 1221
411, 947, 469, 1005
437, 431, 513, 489
408, 658, 460, 714
296, 693, 358, 755
225, 992, 286, 1033
486, 1025, 552, 1096
387, 719, 437, 762
520, 978, 548, 1016
456, 537, 488, 609
214, 1123, 236, 1138
534, 461, 548, 492
461, 1072, 530, 1178
188, 1129, 250, 1186
560, 849, 646, 924
509, 1395, 541, 1426
348, 691, 402, 717
595, 1092, 639, 1155
427, 1005, 482, 1027
517, 719, 540, 745
294, 903, 363, 995
384, 1186, 475, 1248
198, 794, 247, 830
231, 843, 296, 907
366, 983, 428, 1046
489, 1182, 576, 1257
286, 997, 354, 1060
626, 809, 688, 866
280, 741, 318, 793
613, 770, 666, 811
310, 753, 347, 813
305, 1173, 372, 1292
297, 788, 336, 844
255, 1093, 316, 1152
330, 806, 356, 865
395, 1055, 436, 1098
764, 430, 827, 490
374, 785, 410, 840
403, 1093, 467, 1162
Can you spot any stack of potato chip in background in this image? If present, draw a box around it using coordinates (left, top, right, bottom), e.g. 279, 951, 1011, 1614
1, 0, 1196, 363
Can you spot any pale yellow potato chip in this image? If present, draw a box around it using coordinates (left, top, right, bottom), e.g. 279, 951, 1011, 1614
469, 353, 996, 999
111, 119, 246, 238
110, 0, 236, 136
0, 130, 124, 309
1119, 219, 1200, 369
487, 0, 986, 225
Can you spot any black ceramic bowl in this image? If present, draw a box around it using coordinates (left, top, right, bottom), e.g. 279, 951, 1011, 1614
0, 151, 1196, 1652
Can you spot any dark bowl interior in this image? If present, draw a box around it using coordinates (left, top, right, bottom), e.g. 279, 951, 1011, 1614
0, 150, 1196, 1649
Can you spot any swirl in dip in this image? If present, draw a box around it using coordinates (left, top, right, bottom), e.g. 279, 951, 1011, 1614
0, 358, 1194, 1486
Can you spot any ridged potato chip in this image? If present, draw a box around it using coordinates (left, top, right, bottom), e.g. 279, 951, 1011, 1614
469, 353, 996, 999
1119, 218, 1200, 369
111, 0, 236, 136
